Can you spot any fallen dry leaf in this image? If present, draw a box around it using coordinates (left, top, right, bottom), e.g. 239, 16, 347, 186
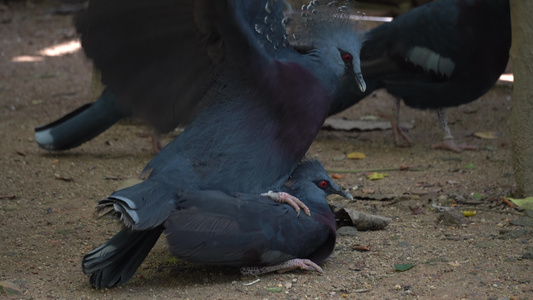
394, 263, 414, 272
350, 245, 371, 251
474, 131, 498, 139
331, 173, 344, 179
332, 155, 346, 162
448, 261, 461, 267
323, 117, 414, 131
416, 181, 435, 188
462, 210, 477, 217
366, 172, 388, 180
347, 152, 366, 160
502, 197, 518, 208
361, 188, 375, 194
54, 174, 73, 182
410, 206, 425, 215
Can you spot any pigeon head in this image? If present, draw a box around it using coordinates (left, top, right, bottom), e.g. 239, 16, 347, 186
289, 1, 367, 93
286, 159, 353, 200
313, 24, 366, 93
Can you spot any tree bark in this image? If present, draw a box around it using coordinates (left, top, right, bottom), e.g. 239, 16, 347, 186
509, 0, 533, 197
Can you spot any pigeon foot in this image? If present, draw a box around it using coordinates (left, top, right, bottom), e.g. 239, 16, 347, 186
240, 258, 323, 276
261, 191, 311, 217
151, 134, 163, 153
431, 139, 478, 153
378, 111, 412, 147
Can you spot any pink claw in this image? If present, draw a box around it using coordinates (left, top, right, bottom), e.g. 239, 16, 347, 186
261, 191, 311, 217
240, 258, 323, 276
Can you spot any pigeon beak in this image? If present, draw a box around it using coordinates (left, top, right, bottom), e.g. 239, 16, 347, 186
330, 181, 354, 200
355, 72, 366, 93
338, 189, 353, 200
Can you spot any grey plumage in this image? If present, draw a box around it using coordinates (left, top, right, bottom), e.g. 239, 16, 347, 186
34, 1, 367, 152
78, 0, 365, 288
83, 159, 351, 289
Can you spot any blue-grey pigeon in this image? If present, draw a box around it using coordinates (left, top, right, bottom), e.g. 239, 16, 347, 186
77, 0, 364, 289
34, 0, 367, 152
328, 0, 511, 152
82, 159, 352, 289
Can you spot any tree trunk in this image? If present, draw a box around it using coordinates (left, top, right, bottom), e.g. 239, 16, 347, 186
509, 0, 533, 197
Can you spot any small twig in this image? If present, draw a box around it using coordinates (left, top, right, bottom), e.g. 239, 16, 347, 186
350, 245, 371, 252
458, 200, 485, 205
502, 197, 517, 208
242, 277, 260, 286
326, 167, 426, 174
431, 203, 454, 212
54, 174, 74, 182
431, 203, 524, 215
385, 196, 411, 206
460, 206, 524, 216
104, 175, 125, 181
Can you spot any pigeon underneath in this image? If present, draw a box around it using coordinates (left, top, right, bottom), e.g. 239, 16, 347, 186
82, 159, 352, 289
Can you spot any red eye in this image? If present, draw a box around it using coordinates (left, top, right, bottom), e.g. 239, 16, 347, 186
319, 180, 328, 189
343, 54, 352, 62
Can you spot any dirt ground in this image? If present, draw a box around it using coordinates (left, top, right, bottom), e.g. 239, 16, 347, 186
1, 2, 532, 299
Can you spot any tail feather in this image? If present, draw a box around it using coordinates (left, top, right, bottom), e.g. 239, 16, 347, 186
82, 226, 163, 289
97, 180, 177, 230
34, 89, 129, 150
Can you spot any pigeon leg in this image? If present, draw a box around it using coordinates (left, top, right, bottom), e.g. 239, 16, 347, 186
151, 134, 163, 153
431, 109, 477, 152
138, 132, 163, 153
392, 98, 413, 146
379, 98, 412, 146
261, 191, 311, 217
240, 258, 323, 276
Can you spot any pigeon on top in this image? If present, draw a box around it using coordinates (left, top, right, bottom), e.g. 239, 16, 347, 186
83, 159, 352, 289
328, 0, 511, 152
34, 0, 366, 152
77, 0, 364, 288
76, 0, 364, 229
75, 0, 365, 134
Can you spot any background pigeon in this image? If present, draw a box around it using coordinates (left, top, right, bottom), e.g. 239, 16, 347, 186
328, 0, 511, 152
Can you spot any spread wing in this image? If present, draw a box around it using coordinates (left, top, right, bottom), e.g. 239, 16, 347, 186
75, 0, 295, 132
